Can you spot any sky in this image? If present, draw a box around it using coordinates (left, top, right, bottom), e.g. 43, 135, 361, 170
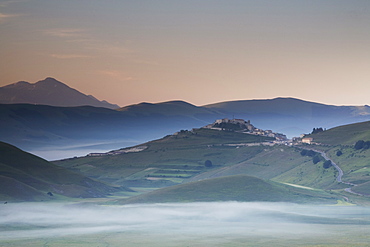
1, 0, 370, 107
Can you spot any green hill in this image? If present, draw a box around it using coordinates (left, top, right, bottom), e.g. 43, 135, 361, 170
307, 121, 370, 145
187, 146, 338, 190
56, 127, 341, 196
0, 141, 121, 201
55, 122, 370, 204
298, 121, 370, 203
121, 175, 339, 204
55, 128, 274, 187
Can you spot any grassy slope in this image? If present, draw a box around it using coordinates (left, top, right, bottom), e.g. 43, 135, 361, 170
299, 121, 370, 201
56, 123, 370, 203
0, 141, 120, 201
56, 129, 274, 186
57, 128, 340, 194
187, 146, 338, 190
323, 147, 370, 193
0, 175, 49, 201
309, 120, 370, 145
121, 175, 339, 204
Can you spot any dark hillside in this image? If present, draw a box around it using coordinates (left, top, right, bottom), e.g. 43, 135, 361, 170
0, 142, 120, 201
2, 97, 370, 159
0, 103, 220, 157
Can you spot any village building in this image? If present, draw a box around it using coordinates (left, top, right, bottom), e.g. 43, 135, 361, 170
302, 137, 313, 144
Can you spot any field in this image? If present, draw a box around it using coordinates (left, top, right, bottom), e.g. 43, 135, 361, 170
55, 129, 275, 187
1, 202, 370, 247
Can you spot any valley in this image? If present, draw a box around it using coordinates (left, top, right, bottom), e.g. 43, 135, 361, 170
2, 108, 370, 247
3, 0, 370, 244
2, 202, 370, 247
2, 84, 370, 161
3, 116, 370, 205
52, 121, 367, 205
2, 78, 370, 246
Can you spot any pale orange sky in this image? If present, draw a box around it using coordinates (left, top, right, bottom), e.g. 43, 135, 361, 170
1, 0, 370, 107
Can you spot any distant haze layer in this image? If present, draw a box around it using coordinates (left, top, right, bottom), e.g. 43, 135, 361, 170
1, 1, 370, 106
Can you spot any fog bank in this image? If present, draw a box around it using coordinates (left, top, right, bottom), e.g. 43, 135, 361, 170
1, 202, 370, 241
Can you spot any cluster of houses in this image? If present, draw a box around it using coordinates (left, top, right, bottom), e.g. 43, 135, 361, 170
87, 119, 317, 159
203, 118, 287, 141
87, 146, 147, 157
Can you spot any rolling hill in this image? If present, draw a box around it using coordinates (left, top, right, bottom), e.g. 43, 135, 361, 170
118, 100, 218, 117
55, 127, 340, 200
307, 120, 370, 145
0, 77, 119, 109
121, 175, 339, 204
305, 120, 370, 197
55, 128, 275, 187
0, 141, 121, 202
3, 110, 370, 204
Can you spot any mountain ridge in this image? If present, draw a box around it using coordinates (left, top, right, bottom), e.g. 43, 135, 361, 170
2, 96, 370, 160
1, 77, 370, 159
0, 77, 119, 109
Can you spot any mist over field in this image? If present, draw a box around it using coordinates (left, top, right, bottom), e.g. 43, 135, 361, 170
1, 202, 370, 246
28, 140, 140, 161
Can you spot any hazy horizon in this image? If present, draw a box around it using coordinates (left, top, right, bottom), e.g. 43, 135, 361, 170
2, 1, 370, 107
3, 76, 370, 108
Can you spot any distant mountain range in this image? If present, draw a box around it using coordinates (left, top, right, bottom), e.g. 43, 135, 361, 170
1, 78, 370, 160
0, 77, 119, 109
204, 97, 370, 136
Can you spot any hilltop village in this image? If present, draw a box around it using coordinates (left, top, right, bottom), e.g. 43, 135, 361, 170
88, 118, 288, 157
202, 118, 287, 141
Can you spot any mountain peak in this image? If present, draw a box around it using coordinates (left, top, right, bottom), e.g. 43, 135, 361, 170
35, 77, 70, 88
43, 77, 59, 82
15, 81, 30, 85
0, 78, 119, 109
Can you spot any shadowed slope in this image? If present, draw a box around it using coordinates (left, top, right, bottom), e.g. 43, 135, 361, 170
0, 142, 121, 201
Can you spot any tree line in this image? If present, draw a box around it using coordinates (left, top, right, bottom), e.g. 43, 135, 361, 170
354, 140, 370, 150
300, 149, 332, 169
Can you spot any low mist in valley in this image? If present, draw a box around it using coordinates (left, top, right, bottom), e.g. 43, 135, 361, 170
1, 202, 370, 246
27, 140, 142, 161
